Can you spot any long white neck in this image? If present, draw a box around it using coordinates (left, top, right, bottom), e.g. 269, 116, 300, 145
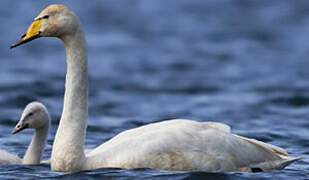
51, 23, 88, 171
23, 123, 49, 164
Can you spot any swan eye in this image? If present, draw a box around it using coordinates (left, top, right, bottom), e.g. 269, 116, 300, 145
42, 15, 50, 19
28, 112, 33, 116
35, 15, 49, 21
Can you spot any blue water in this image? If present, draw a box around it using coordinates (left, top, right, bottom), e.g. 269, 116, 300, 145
0, 0, 308, 179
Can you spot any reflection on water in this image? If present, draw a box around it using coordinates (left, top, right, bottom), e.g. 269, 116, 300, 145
0, 0, 308, 179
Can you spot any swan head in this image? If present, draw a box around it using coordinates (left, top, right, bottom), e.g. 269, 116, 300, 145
11, 4, 79, 49
12, 102, 50, 134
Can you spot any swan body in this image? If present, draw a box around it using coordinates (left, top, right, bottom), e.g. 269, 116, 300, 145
0, 102, 50, 165
85, 119, 299, 172
0, 150, 22, 164
11, 4, 299, 172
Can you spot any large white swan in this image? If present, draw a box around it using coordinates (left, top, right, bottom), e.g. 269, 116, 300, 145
11, 4, 300, 172
0, 102, 50, 165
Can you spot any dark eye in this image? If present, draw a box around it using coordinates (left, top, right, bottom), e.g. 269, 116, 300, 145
42, 15, 50, 19
28, 112, 33, 116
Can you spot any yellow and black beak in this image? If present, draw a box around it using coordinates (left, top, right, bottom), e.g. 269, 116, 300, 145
10, 19, 43, 49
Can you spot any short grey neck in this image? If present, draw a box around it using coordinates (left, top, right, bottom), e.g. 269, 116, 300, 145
23, 124, 49, 164
51, 25, 88, 170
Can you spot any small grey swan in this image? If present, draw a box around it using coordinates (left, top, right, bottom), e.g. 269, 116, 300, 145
0, 102, 50, 165
11, 4, 300, 172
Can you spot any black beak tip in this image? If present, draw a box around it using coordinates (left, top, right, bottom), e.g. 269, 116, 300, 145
10, 33, 40, 50
10, 39, 24, 49
10, 44, 17, 49
11, 123, 28, 135
11, 129, 18, 135
11, 128, 22, 135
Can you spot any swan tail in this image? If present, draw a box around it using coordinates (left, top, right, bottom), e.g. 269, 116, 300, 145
233, 135, 300, 171
246, 155, 301, 172
277, 155, 301, 169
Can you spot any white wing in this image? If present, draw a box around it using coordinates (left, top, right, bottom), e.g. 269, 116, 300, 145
85, 119, 299, 171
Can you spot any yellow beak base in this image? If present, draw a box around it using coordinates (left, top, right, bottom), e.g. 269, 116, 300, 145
10, 19, 43, 49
